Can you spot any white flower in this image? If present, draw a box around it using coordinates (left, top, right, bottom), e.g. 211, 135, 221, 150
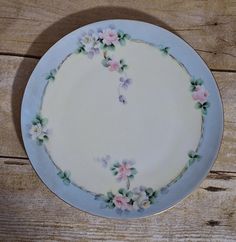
132, 188, 151, 210
80, 32, 99, 53
29, 123, 48, 140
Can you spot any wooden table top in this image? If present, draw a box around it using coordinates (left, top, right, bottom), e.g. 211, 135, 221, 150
0, 0, 235, 241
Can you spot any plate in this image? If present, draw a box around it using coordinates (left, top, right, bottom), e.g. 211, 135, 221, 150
21, 20, 223, 219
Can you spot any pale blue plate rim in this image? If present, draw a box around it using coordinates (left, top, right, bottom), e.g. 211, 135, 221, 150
21, 19, 224, 219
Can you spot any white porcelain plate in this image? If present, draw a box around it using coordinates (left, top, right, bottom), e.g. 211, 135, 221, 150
21, 20, 223, 219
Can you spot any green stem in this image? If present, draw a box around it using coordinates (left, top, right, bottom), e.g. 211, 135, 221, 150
126, 178, 130, 190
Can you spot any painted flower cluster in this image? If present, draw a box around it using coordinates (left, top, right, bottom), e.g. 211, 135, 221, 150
102, 55, 128, 73
96, 155, 157, 212
29, 114, 49, 144
97, 156, 137, 188
110, 160, 137, 189
190, 77, 210, 115
76, 27, 132, 104
96, 186, 158, 213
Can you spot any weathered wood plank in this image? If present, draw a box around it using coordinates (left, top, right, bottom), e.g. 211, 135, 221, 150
1, 56, 236, 172
0, 56, 38, 157
0, 157, 235, 241
0, 0, 236, 70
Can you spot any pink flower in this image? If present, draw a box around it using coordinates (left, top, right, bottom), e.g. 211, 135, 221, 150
107, 59, 120, 72
192, 85, 209, 104
99, 28, 118, 46
113, 195, 131, 210
117, 162, 132, 181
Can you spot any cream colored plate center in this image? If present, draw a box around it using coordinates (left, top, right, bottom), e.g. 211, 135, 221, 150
41, 40, 202, 194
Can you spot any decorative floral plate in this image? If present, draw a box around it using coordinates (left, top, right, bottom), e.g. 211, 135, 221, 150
21, 20, 223, 219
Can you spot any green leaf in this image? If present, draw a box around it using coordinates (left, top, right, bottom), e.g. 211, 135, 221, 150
107, 202, 115, 209
203, 101, 210, 108
57, 171, 65, 179
124, 34, 131, 40
196, 78, 203, 85
77, 47, 85, 54
149, 196, 156, 204
195, 154, 201, 161
101, 59, 109, 67
128, 174, 134, 179
119, 38, 126, 46
64, 171, 71, 178
122, 64, 128, 69
126, 191, 133, 198
195, 102, 202, 109
43, 135, 49, 141
188, 150, 196, 158
98, 194, 108, 201
46, 73, 55, 81
32, 120, 38, 125
152, 191, 158, 198
113, 170, 118, 176
63, 177, 70, 185
100, 43, 106, 49
107, 191, 114, 199
41, 118, 48, 126
182, 165, 188, 173
131, 168, 137, 175
37, 139, 44, 145
120, 59, 124, 64
188, 158, 195, 166
146, 188, 154, 196
46, 69, 57, 81
118, 30, 125, 38
107, 44, 115, 51
190, 85, 196, 92
118, 68, 124, 73
160, 47, 170, 55
202, 107, 208, 115
35, 114, 42, 123
118, 188, 126, 195
113, 162, 120, 168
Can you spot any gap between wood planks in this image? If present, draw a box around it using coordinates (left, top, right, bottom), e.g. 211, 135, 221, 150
1, 52, 236, 73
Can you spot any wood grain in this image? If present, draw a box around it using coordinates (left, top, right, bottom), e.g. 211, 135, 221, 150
0, 157, 235, 241
0, 0, 236, 70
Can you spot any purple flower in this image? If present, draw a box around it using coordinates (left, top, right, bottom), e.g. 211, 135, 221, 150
97, 155, 111, 167
120, 77, 132, 89
119, 95, 127, 104
80, 31, 100, 58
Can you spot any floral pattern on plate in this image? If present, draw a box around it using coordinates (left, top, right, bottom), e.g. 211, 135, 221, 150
76, 27, 132, 104
95, 156, 158, 212
29, 114, 49, 144
95, 186, 158, 213
190, 77, 210, 115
